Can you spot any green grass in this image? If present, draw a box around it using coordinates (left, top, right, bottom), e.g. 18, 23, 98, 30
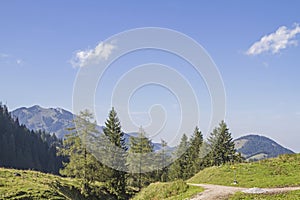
188, 154, 300, 188
131, 180, 204, 200
0, 167, 112, 199
229, 190, 300, 200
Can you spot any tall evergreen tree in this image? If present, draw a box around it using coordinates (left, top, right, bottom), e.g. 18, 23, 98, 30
156, 139, 169, 182
59, 109, 103, 196
187, 126, 204, 174
127, 127, 154, 189
207, 121, 236, 166
169, 128, 204, 180
168, 133, 190, 180
103, 107, 127, 200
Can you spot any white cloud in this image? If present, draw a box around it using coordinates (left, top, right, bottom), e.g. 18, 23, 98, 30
71, 42, 116, 67
246, 24, 300, 55
0, 53, 24, 66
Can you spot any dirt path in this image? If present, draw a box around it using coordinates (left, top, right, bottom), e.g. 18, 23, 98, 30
188, 183, 246, 200
188, 183, 300, 200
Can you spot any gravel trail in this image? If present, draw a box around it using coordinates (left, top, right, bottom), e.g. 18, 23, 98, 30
188, 183, 300, 200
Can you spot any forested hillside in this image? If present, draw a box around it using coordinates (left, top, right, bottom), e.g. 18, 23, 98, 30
0, 104, 62, 174
234, 135, 294, 161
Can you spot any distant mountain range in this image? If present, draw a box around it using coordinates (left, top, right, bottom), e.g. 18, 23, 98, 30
11, 105, 294, 159
234, 135, 294, 161
11, 105, 171, 152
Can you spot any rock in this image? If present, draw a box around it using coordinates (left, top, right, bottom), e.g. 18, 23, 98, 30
242, 187, 266, 194
13, 172, 21, 177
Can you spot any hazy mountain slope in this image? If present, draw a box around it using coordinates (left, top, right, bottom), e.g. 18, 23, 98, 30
234, 134, 294, 160
12, 106, 294, 157
12, 105, 74, 139
11, 105, 171, 152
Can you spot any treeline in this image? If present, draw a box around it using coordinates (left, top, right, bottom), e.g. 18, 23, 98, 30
168, 122, 242, 181
59, 108, 242, 199
0, 104, 63, 174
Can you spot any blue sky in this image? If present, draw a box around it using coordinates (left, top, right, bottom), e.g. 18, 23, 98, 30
1, 1, 300, 151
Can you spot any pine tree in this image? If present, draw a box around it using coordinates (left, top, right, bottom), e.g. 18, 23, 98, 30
156, 139, 169, 182
187, 126, 204, 174
207, 121, 236, 166
168, 134, 190, 180
102, 107, 127, 200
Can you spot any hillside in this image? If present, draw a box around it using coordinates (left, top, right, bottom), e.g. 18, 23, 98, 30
0, 169, 203, 200
0, 104, 62, 174
0, 168, 113, 200
188, 153, 300, 188
131, 180, 203, 200
12, 105, 75, 139
234, 135, 294, 161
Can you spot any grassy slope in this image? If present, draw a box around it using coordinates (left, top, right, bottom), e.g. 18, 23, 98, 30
188, 154, 300, 188
131, 180, 203, 200
3, 154, 299, 199
0, 168, 112, 200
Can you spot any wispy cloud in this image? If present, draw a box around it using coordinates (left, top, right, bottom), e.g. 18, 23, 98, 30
71, 42, 116, 67
246, 24, 300, 55
0, 53, 24, 66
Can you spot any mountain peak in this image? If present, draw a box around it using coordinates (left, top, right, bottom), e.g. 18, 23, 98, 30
28, 105, 42, 109
12, 106, 74, 138
234, 134, 294, 161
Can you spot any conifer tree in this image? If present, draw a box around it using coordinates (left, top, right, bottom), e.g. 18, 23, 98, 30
187, 126, 204, 174
127, 127, 154, 189
207, 120, 236, 166
102, 107, 127, 200
168, 133, 190, 180
59, 109, 102, 196
0, 103, 62, 174
157, 139, 169, 182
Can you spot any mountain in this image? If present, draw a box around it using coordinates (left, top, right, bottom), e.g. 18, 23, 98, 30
14, 106, 293, 159
12, 105, 74, 139
234, 134, 294, 161
11, 105, 171, 152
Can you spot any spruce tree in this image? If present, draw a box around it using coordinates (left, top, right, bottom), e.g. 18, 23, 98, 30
187, 126, 204, 174
208, 121, 236, 166
157, 139, 169, 182
168, 133, 190, 180
103, 107, 127, 200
